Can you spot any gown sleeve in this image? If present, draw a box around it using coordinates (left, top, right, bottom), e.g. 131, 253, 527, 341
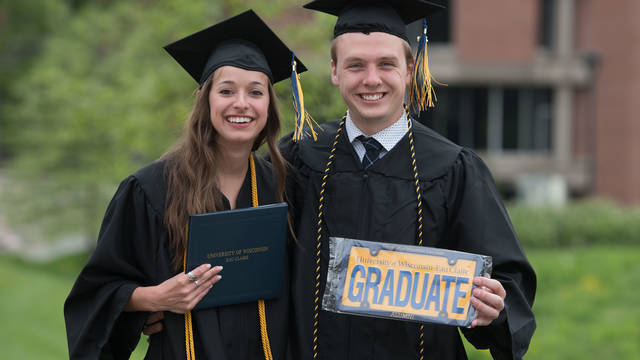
443, 149, 537, 360
64, 176, 161, 360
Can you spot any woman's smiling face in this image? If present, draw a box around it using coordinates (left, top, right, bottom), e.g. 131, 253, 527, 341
209, 66, 270, 148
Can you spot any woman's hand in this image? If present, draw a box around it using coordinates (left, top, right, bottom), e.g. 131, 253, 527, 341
152, 264, 223, 313
469, 276, 506, 327
125, 263, 223, 314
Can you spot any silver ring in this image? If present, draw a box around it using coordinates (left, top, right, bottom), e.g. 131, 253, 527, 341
187, 271, 197, 282
195, 280, 200, 288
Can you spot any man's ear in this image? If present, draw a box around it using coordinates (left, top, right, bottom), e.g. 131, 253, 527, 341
405, 58, 414, 86
331, 59, 339, 87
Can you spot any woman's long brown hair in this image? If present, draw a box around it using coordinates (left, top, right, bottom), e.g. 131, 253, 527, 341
161, 73, 287, 271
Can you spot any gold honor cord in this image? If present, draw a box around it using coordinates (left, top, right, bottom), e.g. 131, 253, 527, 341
183, 228, 196, 360
313, 117, 346, 359
313, 115, 425, 360
406, 113, 426, 360
250, 155, 275, 360
183, 154, 274, 360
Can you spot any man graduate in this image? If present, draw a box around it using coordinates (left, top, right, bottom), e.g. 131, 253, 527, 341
280, 1, 537, 359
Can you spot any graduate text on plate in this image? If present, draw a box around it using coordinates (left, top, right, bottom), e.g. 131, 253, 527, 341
340, 247, 477, 321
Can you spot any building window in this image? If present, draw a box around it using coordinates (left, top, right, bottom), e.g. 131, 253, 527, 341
408, 0, 450, 47
422, 87, 487, 149
418, 86, 552, 153
539, 0, 555, 49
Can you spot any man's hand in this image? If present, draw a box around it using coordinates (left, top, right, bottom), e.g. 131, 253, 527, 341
470, 276, 506, 327
143, 311, 165, 337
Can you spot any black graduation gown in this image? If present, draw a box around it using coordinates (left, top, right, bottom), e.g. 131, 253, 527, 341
280, 120, 536, 360
64, 157, 290, 360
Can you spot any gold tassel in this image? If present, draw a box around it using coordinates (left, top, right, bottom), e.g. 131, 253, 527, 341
291, 54, 319, 142
408, 19, 444, 117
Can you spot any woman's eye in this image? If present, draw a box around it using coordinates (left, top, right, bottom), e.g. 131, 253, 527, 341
251, 90, 264, 96
219, 89, 232, 95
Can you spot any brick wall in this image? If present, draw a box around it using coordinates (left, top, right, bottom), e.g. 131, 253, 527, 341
576, 0, 640, 203
455, 0, 538, 62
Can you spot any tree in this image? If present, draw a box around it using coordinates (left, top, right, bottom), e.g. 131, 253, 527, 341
2, 0, 344, 252
0, 0, 69, 160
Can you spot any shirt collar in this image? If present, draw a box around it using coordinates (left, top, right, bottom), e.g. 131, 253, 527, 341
345, 110, 410, 152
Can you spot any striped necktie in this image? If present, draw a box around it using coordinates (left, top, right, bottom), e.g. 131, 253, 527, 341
357, 135, 384, 169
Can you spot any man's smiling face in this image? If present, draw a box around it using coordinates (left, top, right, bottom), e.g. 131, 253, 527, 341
331, 31, 412, 132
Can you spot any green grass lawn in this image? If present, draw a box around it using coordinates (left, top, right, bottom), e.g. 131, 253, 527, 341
0, 254, 147, 359
464, 246, 640, 360
1, 246, 639, 359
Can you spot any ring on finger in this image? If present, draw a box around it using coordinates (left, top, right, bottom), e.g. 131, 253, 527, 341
195, 279, 200, 288
187, 271, 198, 282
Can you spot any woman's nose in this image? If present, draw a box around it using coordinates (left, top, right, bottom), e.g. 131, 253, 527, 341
233, 93, 249, 110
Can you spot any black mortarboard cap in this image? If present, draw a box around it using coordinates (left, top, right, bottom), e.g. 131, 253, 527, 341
164, 9, 306, 86
303, 0, 443, 41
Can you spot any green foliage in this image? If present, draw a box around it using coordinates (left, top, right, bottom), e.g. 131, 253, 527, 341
0, 0, 68, 159
507, 199, 640, 248
2, 0, 342, 247
3, 0, 208, 243
0, 0, 68, 85
272, 10, 347, 138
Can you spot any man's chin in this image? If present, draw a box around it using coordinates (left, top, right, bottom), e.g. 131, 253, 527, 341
350, 109, 389, 124
349, 115, 398, 136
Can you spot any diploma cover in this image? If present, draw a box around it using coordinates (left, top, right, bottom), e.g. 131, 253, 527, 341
185, 202, 288, 309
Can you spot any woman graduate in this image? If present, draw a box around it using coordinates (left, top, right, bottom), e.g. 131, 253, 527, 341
64, 10, 309, 360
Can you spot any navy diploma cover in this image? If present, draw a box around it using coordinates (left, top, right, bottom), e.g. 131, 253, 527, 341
185, 202, 288, 309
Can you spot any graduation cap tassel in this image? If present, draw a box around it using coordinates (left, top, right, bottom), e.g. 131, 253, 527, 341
408, 18, 441, 117
291, 53, 319, 142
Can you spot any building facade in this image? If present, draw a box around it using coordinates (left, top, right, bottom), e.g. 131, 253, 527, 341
413, 0, 640, 204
